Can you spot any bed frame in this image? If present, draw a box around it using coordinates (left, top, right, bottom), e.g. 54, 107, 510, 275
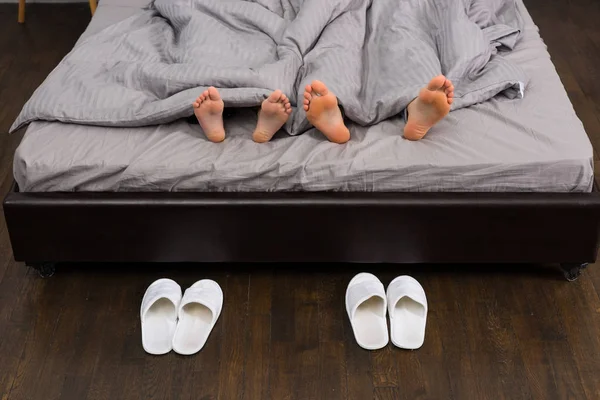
3, 180, 600, 281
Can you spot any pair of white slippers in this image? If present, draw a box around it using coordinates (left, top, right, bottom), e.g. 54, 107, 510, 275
346, 273, 428, 350
140, 278, 223, 355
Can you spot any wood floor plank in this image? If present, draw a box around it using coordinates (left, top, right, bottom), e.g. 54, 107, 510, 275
480, 279, 533, 400
217, 274, 249, 400
242, 272, 273, 400
142, 356, 174, 400
439, 274, 489, 400
317, 274, 345, 343
294, 275, 320, 400
7, 277, 77, 399
319, 341, 348, 400
546, 342, 588, 400
0, 274, 48, 398
85, 282, 136, 400
553, 280, 600, 398
510, 281, 563, 400
268, 273, 297, 400
317, 275, 348, 400
374, 387, 402, 400
107, 277, 147, 400
371, 346, 398, 388
242, 314, 272, 400
59, 279, 115, 400
270, 272, 296, 343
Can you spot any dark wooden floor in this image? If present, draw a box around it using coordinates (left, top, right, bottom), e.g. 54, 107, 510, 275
1, 2, 600, 399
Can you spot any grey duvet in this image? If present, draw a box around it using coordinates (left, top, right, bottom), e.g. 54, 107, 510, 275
10, 0, 528, 135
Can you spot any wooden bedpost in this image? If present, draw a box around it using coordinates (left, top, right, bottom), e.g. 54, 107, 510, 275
18, 0, 25, 23
89, 0, 97, 15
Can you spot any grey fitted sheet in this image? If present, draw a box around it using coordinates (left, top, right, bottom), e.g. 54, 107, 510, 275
13, 0, 594, 193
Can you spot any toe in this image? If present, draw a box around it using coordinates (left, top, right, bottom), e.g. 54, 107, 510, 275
304, 92, 311, 101
310, 80, 329, 96
268, 90, 282, 103
303, 104, 309, 111
208, 86, 221, 101
303, 99, 309, 106
427, 75, 447, 91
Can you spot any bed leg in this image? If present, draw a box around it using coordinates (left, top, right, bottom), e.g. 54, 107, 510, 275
26, 262, 56, 278
88, 0, 97, 15
18, 0, 25, 23
560, 263, 588, 282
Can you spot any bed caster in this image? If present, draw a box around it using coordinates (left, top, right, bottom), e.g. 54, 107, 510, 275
560, 263, 588, 282
26, 262, 56, 278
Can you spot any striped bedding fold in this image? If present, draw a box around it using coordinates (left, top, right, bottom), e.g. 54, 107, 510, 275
10, 0, 527, 136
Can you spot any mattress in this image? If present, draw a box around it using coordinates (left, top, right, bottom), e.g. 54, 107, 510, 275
12, 0, 594, 193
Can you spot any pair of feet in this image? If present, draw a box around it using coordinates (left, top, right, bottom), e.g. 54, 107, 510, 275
192, 81, 349, 144
192, 75, 454, 143
193, 87, 292, 143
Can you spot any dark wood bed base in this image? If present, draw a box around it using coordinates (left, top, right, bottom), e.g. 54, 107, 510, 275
4, 181, 600, 281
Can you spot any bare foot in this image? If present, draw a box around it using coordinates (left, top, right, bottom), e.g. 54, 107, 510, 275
253, 90, 293, 143
303, 80, 350, 144
403, 75, 454, 141
193, 87, 225, 143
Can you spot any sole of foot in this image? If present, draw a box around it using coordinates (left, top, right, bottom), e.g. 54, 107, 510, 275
253, 90, 292, 143
303, 80, 350, 144
403, 75, 454, 141
193, 86, 226, 143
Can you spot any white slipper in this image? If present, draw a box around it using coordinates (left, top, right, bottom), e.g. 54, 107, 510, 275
140, 278, 182, 355
345, 272, 388, 350
387, 275, 428, 350
172, 279, 223, 355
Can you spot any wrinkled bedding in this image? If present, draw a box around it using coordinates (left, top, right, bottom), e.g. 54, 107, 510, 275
11, 0, 595, 193
10, 0, 527, 134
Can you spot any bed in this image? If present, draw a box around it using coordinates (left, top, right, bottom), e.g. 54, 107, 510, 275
3, 0, 600, 280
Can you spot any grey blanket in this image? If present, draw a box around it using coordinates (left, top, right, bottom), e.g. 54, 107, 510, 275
9, 0, 527, 135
